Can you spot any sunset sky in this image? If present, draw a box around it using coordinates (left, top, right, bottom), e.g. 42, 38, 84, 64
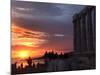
12, 0, 85, 62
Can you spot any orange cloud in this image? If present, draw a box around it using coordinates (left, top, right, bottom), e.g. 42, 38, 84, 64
12, 23, 49, 47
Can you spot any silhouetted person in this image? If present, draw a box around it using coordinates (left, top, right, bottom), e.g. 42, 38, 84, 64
26, 57, 33, 67
37, 62, 40, 69
20, 63, 23, 69
32, 61, 35, 68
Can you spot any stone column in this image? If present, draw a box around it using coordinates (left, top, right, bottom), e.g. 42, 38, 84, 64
86, 7, 94, 51
73, 16, 77, 51
93, 7, 96, 51
80, 12, 87, 52
73, 14, 82, 53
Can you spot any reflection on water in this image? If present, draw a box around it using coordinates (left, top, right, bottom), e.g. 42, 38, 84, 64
16, 59, 45, 68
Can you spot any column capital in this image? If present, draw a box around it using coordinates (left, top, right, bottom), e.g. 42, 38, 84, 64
73, 13, 81, 22
79, 7, 87, 16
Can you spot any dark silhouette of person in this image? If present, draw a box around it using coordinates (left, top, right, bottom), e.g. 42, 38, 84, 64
25, 57, 33, 73
20, 63, 23, 69
32, 61, 35, 69
26, 57, 33, 67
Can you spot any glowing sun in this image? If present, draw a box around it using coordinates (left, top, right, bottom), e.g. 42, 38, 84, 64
18, 50, 30, 59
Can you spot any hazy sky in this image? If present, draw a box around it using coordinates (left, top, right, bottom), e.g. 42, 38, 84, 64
12, 0, 85, 59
